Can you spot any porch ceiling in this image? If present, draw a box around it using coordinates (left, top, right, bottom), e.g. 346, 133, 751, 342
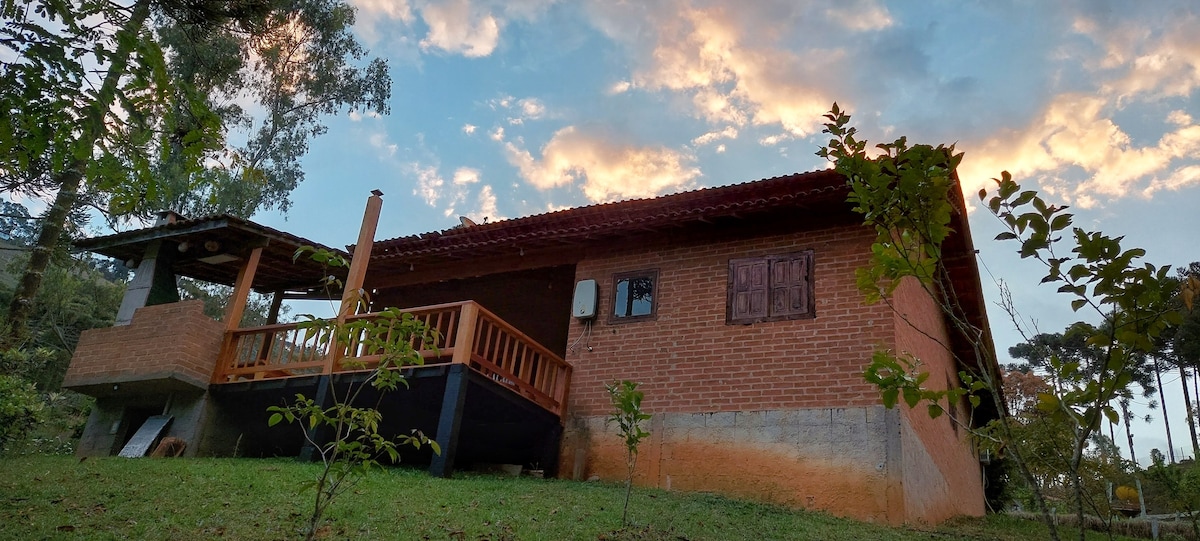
74, 215, 348, 296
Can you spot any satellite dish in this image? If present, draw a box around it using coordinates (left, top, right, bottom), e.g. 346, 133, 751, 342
459, 216, 477, 227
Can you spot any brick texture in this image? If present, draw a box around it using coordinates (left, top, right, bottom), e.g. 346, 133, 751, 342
891, 277, 986, 522
564, 223, 891, 417
63, 300, 224, 391
559, 222, 984, 524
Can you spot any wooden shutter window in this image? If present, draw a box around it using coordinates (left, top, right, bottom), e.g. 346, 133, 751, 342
728, 250, 814, 324
730, 259, 769, 321
770, 254, 811, 318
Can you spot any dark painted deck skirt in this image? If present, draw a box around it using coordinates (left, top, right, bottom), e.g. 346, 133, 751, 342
209, 363, 561, 477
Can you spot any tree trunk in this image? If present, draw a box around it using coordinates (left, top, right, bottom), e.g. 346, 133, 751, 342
0, 0, 152, 350
1154, 356, 1177, 463
1120, 399, 1138, 468
1074, 457, 1087, 541
1, 169, 80, 349
1108, 421, 1117, 463
1182, 367, 1200, 459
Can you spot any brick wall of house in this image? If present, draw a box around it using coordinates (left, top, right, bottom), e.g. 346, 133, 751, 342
556, 221, 986, 524
891, 277, 986, 522
559, 222, 916, 522
63, 300, 225, 391
564, 223, 890, 417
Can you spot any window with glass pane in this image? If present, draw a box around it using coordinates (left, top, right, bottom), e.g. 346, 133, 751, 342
611, 269, 658, 322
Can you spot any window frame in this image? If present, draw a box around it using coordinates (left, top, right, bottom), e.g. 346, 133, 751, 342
726, 250, 815, 325
608, 268, 659, 324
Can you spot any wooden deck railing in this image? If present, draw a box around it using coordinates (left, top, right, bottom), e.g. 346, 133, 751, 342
211, 301, 572, 416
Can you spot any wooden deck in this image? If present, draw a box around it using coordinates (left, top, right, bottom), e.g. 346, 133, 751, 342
211, 301, 571, 417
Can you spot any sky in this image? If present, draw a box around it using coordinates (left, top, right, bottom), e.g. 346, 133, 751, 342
72, 1, 1200, 463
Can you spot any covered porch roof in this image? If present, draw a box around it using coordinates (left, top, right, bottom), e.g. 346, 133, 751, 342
74, 215, 348, 298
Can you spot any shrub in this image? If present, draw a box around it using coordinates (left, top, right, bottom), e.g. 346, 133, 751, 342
0, 374, 44, 453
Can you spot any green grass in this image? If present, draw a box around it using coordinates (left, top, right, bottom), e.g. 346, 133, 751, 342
0, 456, 1150, 540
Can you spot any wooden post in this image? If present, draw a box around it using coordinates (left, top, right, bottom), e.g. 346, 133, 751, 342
211, 246, 262, 383
223, 247, 263, 331
325, 191, 384, 374
266, 290, 284, 325
554, 372, 567, 418
451, 302, 479, 366
339, 191, 384, 320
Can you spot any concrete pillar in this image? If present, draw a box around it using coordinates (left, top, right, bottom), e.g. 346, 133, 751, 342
115, 212, 181, 325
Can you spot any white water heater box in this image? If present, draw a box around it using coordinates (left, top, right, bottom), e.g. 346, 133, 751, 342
572, 279, 599, 319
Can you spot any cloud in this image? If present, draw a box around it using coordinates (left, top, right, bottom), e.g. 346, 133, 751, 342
412, 0, 555, 58
823, 1, 892, 32
368, 133, 398, 157
471, 184, 502, 220
1071, 5, 1200, 102
758, 134, 787, 146
419, 0, 501, 57
608, 80, 632, 95
409, 163, 445, 207
349, 0, 415, 44
353, 0, 414, 23
453, 167, 481, 185
959, 94, 1200, 205
410, 163, 494, 218
490, 126, 505, 141
502, 126, 701, 202
691, 126, 738, 146
462, 123, 477, 134
936, 3, 1200, 209
587, 1, 855, 138
518, 98, 545, 119
490, 95, 549, 125
1147, 165, 1200, 196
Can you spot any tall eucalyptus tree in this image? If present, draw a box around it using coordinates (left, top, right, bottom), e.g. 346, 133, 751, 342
1, 0, 389, 349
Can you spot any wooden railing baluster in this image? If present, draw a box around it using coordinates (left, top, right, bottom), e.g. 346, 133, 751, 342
212, 300, 571, 417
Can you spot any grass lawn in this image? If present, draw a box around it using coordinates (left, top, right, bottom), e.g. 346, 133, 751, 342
0, 456, 1147, 540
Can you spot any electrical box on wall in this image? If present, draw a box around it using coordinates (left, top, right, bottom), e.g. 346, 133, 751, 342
572, 279, 598, 319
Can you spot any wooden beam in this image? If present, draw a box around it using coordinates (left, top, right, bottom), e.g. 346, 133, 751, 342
339, 192, 384, 320
366, 248, 586, 290
223, 246, 263, 331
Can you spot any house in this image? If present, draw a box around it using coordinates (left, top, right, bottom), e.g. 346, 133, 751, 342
63, 168, 999, 525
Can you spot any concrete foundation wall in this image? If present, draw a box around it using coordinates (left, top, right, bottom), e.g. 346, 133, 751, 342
563, 406, 905, 523
75, 390, 231, 458
77, 398, 133, 456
